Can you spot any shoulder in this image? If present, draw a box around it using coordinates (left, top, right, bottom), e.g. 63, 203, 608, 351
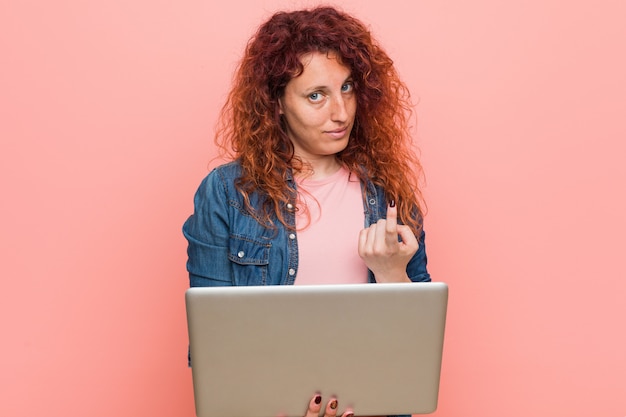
192, 160, 243, 203
199, 160, 243, 186
210, 160, 243, 180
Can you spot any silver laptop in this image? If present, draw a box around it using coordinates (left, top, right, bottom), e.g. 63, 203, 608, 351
186, 282, 448, 417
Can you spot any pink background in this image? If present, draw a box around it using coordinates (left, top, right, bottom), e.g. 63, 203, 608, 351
1, 1, 625, 416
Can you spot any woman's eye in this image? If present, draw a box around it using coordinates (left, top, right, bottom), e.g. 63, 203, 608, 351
308, 92, 323, 102
341, 83, 353, 93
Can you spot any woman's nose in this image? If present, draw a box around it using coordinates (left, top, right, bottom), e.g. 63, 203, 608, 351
330, 95, 348, 122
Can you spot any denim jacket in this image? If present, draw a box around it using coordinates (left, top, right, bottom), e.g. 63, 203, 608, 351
183, 160, 430, 287
183, 161, 429, 417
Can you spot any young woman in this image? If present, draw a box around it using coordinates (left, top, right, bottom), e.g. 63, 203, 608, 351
183, 6, 430, 417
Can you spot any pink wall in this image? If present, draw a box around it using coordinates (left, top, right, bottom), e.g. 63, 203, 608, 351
1, 1, 624, 416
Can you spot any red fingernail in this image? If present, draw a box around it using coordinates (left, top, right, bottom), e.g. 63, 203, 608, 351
390, 199, 396, 207
314, 395, 322, 405
330, 399, 338, 410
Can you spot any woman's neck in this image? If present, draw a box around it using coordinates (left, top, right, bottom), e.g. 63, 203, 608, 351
294, 156, 342, 181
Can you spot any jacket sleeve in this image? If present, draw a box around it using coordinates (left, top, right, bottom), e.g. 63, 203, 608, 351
406, 226, 431, 282
182, 169, 233, 288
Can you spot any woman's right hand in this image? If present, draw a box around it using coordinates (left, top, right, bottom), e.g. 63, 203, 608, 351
303, 394, 353, 417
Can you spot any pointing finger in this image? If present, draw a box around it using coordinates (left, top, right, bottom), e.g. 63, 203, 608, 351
385, 200, 398, 245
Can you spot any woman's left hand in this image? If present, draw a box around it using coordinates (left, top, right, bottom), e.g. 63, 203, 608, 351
358, 201, 418, 283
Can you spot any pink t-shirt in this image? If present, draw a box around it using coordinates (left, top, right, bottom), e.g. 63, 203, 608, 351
294, 166, 369, 285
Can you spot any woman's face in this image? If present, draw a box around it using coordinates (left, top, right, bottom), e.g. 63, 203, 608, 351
279, 51, 356, 164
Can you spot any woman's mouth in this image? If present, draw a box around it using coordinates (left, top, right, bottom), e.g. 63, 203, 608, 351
325, 127, 349, 139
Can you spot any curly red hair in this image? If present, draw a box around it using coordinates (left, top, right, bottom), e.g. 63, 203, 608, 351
215, 6, 426, 233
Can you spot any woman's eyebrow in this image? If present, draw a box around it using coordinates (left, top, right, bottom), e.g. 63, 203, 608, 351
303, 76, 353, 93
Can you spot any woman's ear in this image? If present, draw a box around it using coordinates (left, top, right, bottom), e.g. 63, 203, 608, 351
278, 98, 284, 115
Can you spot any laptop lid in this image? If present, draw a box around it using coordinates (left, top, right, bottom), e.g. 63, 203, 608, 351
186, 282, 448, 417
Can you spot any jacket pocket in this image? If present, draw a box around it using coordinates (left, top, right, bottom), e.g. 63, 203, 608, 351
228, 234, 271, 285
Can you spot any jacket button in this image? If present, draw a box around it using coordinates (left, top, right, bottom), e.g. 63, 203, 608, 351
288, 233, 296, 240
369, 198, 376, 205
237, 251, 245, 258
288, 268, 296, 276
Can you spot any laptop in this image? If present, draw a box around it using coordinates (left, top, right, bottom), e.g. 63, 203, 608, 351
185, 282, 448, 417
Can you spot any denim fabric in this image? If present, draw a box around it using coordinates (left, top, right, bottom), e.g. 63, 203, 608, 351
183, 160, 430, 286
